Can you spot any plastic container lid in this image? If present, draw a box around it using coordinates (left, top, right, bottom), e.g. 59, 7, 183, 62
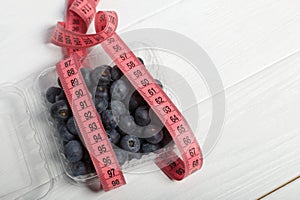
0, 85, 52, 199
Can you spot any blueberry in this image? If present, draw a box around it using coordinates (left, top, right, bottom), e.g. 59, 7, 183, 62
64, 140, 83, 163
91, 65, 111, 85
111, 65, 123, 81
101, 110, 119, 130
67, 116, 78, 135
128, 94, 139, 113
117, 114, 137, 134
95, 97, 108, 114
57, 122, 75, 142
110, 79, 131, 101
133, 91, 146, 105
95, 85, 110, 100
82, 150, 92, 164
114, 149, 128, 166
160, 128, 174, 147
137, 57, 144, 65
50, 100, 70, 121
80, 68, 93, 90
106, 129, 121, 144
82, 150, 96, 173
119, 135, 141, 153
55, 90, 67, 102
129, 91, 146, 113
111, 100, 127, 117
144, 125, 164, 144
134, 105, 151, 126
46, 87, 62, 103
70, 161, 88, 176
142, 143, 161, 153
145, 132, 164, 144
155, 79, 163, 88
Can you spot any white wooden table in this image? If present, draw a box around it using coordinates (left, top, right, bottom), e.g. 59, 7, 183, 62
0, 0, 299, 199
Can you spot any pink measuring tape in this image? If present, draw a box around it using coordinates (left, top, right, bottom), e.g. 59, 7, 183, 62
52, 0, 203, 191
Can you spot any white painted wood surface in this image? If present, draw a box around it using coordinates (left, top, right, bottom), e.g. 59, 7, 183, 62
0, 0, 300, 199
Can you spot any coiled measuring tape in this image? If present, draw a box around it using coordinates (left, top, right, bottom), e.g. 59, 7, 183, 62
52, 0, 203, 191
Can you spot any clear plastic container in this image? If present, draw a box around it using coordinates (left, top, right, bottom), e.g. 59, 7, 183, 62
38, 42, 169, 180
0, 34, 220, 198
0, 83, 53, 199
2, 30, 300, 198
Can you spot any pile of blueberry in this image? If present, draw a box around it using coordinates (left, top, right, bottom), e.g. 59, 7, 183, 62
45, 58, 172, 177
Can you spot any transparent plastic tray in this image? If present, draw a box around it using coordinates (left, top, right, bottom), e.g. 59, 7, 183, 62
0, 34, 218, 198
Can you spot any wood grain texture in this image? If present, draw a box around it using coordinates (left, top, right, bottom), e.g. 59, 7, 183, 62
1, 0, 300, 199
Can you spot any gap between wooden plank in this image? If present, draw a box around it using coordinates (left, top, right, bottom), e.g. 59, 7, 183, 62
257, 175, 300, 199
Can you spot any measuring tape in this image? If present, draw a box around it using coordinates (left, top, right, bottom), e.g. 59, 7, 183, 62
52, 0, 203, 191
